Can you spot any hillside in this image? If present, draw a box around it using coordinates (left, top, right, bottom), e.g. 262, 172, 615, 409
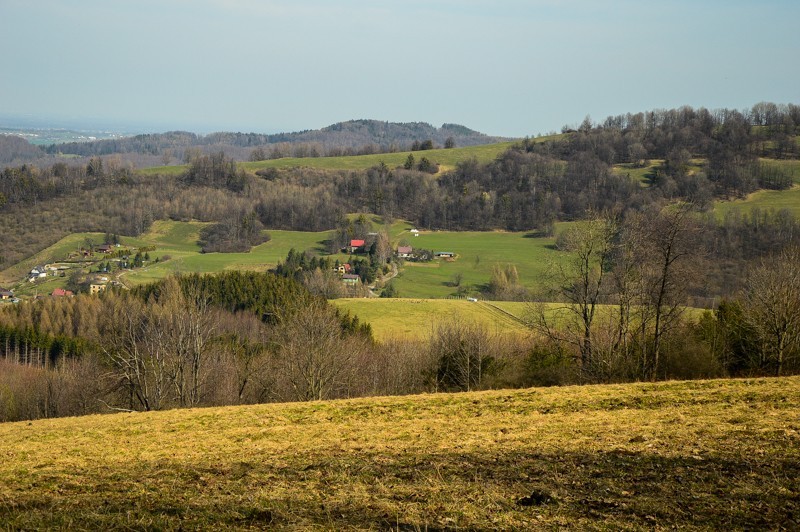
0, 219, 569, 299
0, 377, 796, 529
31, 120, 510, 162
139, 139, 521, 176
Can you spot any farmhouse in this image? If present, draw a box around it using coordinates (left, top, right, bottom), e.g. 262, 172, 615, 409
51, 288, 74, 297
342, 273, 360, 285
0, 289, 12, 300
90, 284, 107, 295
97, 244, 113, 253
348, 239, 366, 253
28, 266, 48, 281
334, 263, 352, 275
397, 246, 413, 258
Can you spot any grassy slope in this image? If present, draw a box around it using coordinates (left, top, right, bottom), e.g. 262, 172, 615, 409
139, 140, 524, 177
712, 159, 800, 217
714, 185, 800, 218
0, 377, 797, 529
392, 226, 565, 299
2, 219, 568, 297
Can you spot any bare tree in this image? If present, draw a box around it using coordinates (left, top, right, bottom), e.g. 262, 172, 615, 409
741, 246, 800, 376
430, 318, 492, 392
632, 204, 702, 380
274, 301, 354, 401
530, 214, 618, 381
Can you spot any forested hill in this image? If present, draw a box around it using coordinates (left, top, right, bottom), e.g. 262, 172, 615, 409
24, 120, 507, 163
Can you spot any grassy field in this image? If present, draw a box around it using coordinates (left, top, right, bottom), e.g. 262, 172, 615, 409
0, 377, 797, 529
713, 185, 800, 218
392, 227, 566, 299
332, 299, 530, 341
139, 140, 525, 177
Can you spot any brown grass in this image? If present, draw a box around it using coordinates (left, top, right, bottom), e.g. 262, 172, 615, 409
0, 377, 798, 529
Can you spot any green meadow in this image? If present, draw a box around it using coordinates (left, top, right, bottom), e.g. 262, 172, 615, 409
714, 185, 800, 218
391, 226, 566, 299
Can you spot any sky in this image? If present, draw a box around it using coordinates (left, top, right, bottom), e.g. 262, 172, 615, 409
1, 0, 798, 137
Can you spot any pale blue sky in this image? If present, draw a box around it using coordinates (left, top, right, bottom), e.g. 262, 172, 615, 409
1, 0, 798, 137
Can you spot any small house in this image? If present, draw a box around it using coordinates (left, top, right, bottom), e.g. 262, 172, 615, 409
0, 289, 12, 300
97, 244, 113, 254
90, 284, 107, 295
348, 239, 366, 253
51, 288, 74, 297
435, 251, 455, 258
335, 263, 352, 275
342, 273, 360, 285
397, 246, 413, 258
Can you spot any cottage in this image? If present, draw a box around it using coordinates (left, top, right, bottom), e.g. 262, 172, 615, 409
97, 244, 113, 253
397, 246, 413, 258
90, 284, 107, 295
348, 239, 366, 253
342, 273, 360, 285
335, 263, 352, 275
0, 288, 12, 300
51, 288, 74, 297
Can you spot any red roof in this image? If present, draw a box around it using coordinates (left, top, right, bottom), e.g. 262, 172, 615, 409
51, 288, 74, 297
350, 239, 365, 248
397, 246, 413, 254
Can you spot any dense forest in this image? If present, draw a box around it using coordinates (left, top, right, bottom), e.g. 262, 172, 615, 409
1, 102, 799, 420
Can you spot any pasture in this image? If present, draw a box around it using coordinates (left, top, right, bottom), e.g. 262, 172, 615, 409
331, 298, 530, 341
0, 377, 796, 529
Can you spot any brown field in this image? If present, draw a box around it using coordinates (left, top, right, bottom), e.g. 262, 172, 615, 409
0, 376, 798, 529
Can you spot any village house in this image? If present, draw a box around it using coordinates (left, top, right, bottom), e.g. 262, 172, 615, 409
0, 288, 13, 300
51, 288, 74, 297
342, 273, 360, 285
347, 239, 366, 253
396, 246, 413, 258
334, 263, 352, 275
97, 244, 113, 254
29, 266, 48, 281
90, 284, 107, 295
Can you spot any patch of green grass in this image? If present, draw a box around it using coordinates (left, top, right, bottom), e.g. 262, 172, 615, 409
612, 160, 663, 186
0, 377, 797, 529
713, 185, 800, 218
332, 299, 530, 340
121, 226, 333, 286
392, 226, 568, 298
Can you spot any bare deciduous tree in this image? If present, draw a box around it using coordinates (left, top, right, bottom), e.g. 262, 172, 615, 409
742, 246, 800, 376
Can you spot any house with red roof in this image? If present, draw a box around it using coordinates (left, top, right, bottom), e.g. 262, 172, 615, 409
51, 288, 74, 297
348, 239, 366, 253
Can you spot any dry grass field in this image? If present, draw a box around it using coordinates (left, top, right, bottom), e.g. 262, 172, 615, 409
0, 377, 798, 529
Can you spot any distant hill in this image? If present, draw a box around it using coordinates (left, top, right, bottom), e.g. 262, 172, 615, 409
28, 120, 509, 160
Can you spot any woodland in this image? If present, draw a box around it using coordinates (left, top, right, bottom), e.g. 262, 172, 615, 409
1, 102, 799, 421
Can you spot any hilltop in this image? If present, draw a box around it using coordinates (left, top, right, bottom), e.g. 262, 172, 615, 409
0, 119, 511, 167
0, 377, 796, 529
